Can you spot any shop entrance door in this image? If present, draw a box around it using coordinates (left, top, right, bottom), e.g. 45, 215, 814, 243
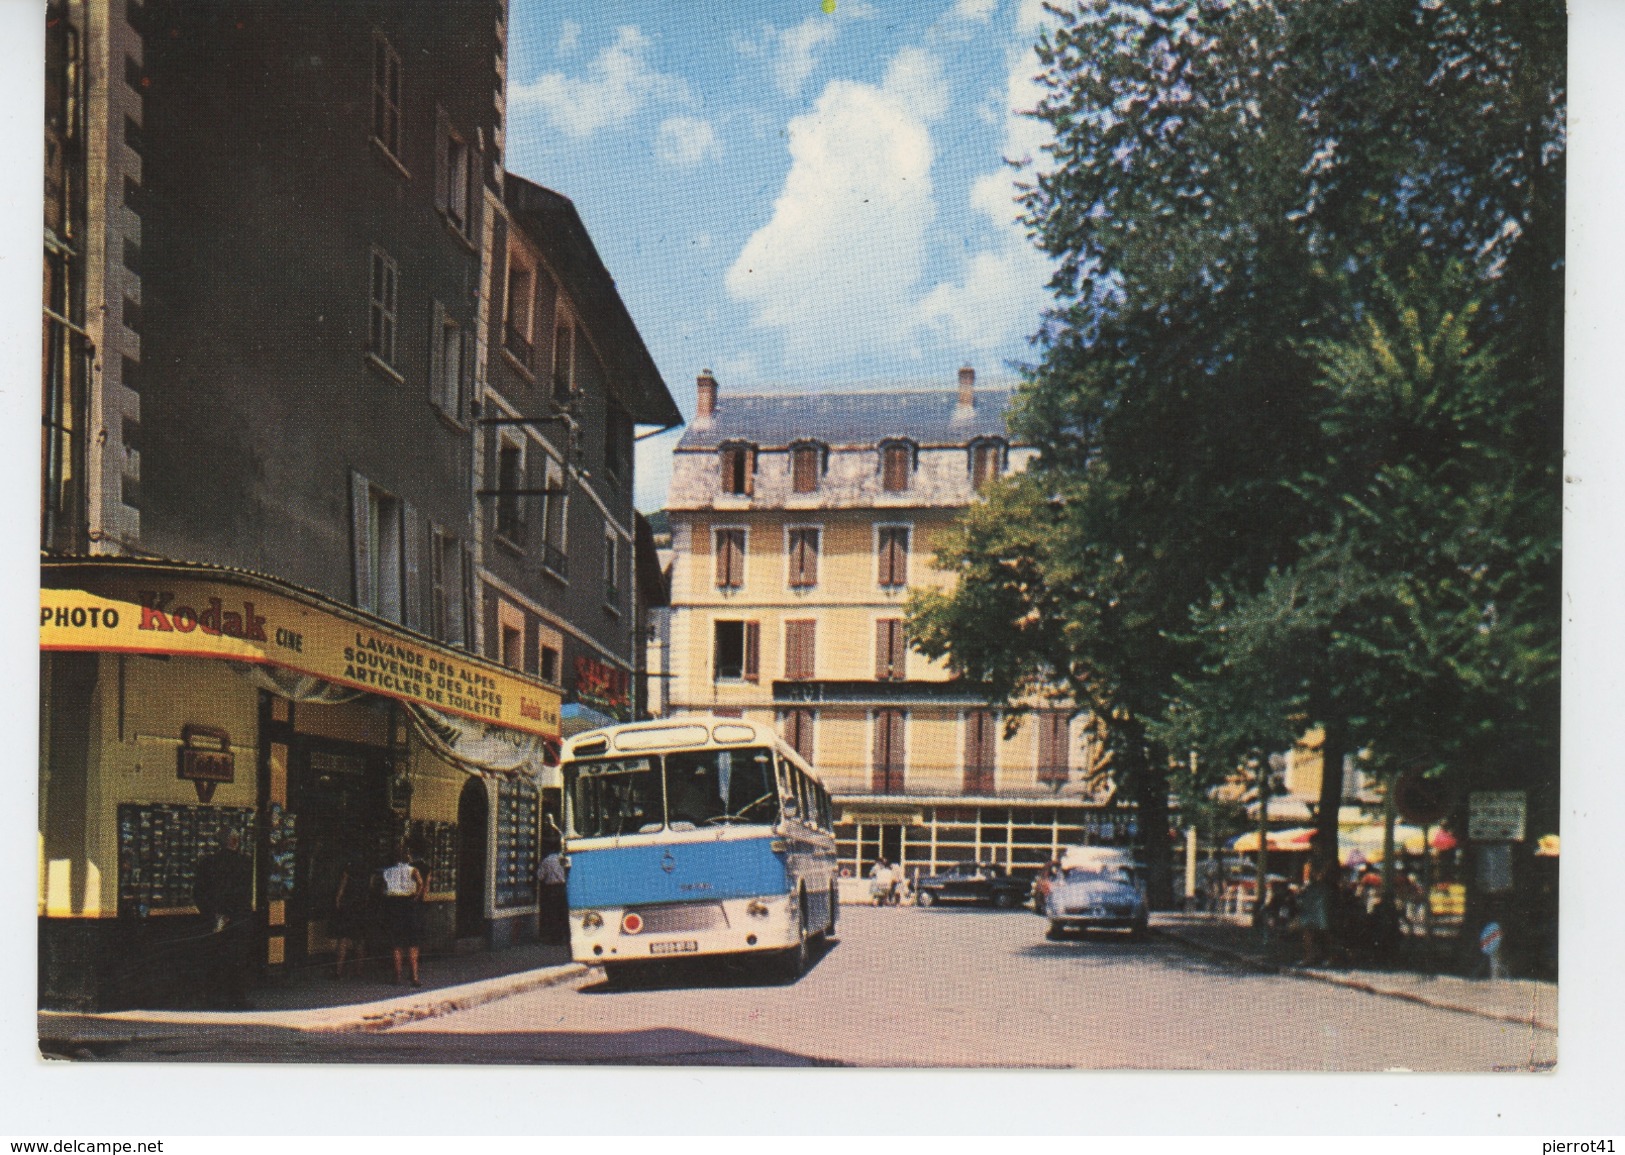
456, 777, 489, 940
287, 739, 391, 972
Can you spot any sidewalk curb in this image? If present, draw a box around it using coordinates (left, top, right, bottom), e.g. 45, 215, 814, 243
38, 962, 591, 1040
1154, 927, 1556, 1032
326, 962, 591, 1033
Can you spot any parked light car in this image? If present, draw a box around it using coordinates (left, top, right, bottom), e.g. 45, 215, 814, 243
1041, 850, 1149, 939
913, 862, 1031, 908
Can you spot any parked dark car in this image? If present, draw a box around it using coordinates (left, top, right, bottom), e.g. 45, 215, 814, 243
914, 863, 1030, 909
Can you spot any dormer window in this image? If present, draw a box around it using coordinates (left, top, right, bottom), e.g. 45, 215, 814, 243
791, 441, 826, 494
720, 442, 757, 496
880, 440, 915, 493
970, 438, 1006, 492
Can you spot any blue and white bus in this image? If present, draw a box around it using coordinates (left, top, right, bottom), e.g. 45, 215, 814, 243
561, 716, 839, 983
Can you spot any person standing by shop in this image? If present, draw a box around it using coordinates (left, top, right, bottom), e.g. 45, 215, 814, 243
332, 856, 370, 979
194, 828, 255, 1009
536, 838, 568, 945
381, 844, 426, 987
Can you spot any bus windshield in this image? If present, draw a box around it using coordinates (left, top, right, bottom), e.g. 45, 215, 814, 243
666, 746, 779, 828
565, 757, 662, 838
565, 746, 781, 836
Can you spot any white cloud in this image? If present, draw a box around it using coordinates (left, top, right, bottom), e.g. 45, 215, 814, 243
917, 10, 1054, 352
511, 26, 687, 139
882, 45, 950, 123
657, 116, 721, 169
955, 0, 999, 22
725, 49, 947, 367
774, 17, 838, 98
557, 20, 581, 56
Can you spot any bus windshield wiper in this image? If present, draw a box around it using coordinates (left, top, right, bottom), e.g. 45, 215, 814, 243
705, 792, 776, 826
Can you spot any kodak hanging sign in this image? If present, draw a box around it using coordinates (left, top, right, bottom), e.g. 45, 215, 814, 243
41, 564, 560, 738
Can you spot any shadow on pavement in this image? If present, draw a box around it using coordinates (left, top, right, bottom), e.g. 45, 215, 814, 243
40, 1024, 842, 1066
1017, 932, 1266, 977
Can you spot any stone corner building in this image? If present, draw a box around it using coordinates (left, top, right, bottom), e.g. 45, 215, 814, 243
40, 0, 676, 1010
658, 369, 1134, 883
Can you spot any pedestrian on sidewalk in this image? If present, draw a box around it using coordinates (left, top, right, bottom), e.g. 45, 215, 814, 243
332, 856, 370, 978
537, 838, 568, 944
1296, 862, 1336, 967
380, 844, 426, 987
194, 828, 255, 1009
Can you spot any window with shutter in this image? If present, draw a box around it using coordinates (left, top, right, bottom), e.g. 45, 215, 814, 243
744, 620, 761, 683
872, 709, 906, 793
876, 619, 905, 681
782, 709, 815, 763
552, 318, 574, 400
714, 528, 746, 589
964, 710, 996, 794
878, 526, 910, 588
787, 528, 819, 588
972, 440, 1004, 492
881, 442, 912, 492
371, 34, 402, 160
791, 444, 820, 493
1038, 711, 1070, 784
785, 620, 816, 680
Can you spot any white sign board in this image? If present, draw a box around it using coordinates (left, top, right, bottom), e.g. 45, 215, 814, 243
1468, 791, 1527, 842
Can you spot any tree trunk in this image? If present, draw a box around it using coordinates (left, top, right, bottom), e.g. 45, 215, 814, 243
1314, 710, 1347, 875
1119, 721, 1175, 910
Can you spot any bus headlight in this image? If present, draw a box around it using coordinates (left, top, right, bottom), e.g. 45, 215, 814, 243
746, 900, 770, 919
581, 911, 604, 931
621, 911, 644, 935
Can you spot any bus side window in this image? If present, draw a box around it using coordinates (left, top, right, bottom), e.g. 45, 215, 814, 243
795, 767, 813, 827
776, 756, 800, 820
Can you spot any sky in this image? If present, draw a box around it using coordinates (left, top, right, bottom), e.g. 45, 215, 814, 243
502, 0, 1059, 511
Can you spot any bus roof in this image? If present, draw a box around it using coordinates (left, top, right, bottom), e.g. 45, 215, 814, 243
562, 715, 782, 762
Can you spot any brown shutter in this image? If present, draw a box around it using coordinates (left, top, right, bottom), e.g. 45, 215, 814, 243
744, 621, 760, 683
793, 447, 816, 493
879, 528, 909, 587
889, 710, 906, 791
714, 530, 728, 587
872, 712, 889, 792
1039, 712, 1069, 783
965, 710, 995, 794
875, 619, 904, 680
790, 529, 818, 587
872, 710, 904, 793
744, 446, 757, 496
785, 620, 815, 680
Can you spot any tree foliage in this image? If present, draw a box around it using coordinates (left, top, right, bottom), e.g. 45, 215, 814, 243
909, 0, 1563, 891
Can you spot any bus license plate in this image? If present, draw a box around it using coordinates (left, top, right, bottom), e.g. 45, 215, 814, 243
649, 940, 698, 955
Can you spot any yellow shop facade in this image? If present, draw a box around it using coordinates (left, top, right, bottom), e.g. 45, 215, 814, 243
40, 558, 562, 1010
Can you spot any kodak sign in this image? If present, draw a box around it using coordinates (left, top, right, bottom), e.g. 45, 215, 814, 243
41, 567, 560, 738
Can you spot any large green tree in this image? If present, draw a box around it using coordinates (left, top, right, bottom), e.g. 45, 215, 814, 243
910, 0, 1563, 899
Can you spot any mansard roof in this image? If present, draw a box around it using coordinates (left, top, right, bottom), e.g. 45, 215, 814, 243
676, 388, 1019, 452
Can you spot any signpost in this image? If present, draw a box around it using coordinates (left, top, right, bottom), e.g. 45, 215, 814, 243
1468, 791, 1527, 842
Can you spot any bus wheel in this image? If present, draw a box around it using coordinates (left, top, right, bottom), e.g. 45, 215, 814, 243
777, 897, 810, 981
915, 889, 936, 908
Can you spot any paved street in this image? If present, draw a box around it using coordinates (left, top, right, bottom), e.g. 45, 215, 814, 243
46, 906, 1555, 1070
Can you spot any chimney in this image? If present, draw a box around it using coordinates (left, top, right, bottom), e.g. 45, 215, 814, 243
696, 370, 718, 421
957, 365, 976, 409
